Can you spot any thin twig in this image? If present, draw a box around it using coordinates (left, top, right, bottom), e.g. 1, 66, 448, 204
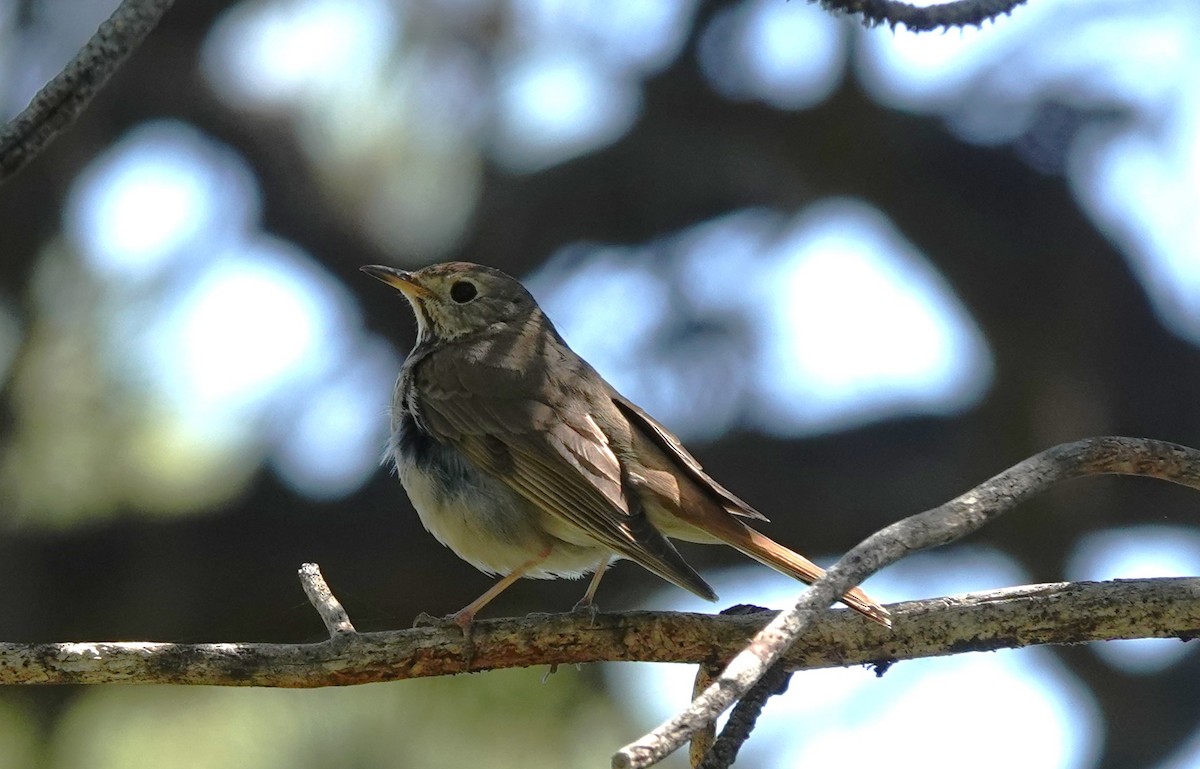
1, 577, 1200, 686
614, 437, 1200, 768
298, 563, 356, 637
0, 0, 176, 183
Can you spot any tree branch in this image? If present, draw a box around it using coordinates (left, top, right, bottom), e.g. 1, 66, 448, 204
816, 0, 1029, 31
298, 563, 356, 637
3, 437, 1198, 769
0, 0, 176, 183
615, 436, 1200, 768
688, 661, 721, 768
1, 577, 1198, 686
698, 655, 792, 769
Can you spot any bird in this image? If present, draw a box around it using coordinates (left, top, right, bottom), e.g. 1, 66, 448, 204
362, 261, 891, 630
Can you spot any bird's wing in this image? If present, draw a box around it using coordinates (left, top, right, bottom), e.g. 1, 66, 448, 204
611, 393, 768, 521
611, 393, 892, 627
414, 353, 716, 600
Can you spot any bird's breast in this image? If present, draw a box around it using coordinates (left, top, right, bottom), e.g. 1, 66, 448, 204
389, 408, 602, 577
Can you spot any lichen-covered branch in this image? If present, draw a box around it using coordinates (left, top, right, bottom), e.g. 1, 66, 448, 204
615, 437, 1200, 768
0, 0, 176, 182
3, 438, 1198, 769
1, 577, 1198, 686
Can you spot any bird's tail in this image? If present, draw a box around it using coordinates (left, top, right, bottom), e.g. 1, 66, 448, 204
723, 526, 892, 628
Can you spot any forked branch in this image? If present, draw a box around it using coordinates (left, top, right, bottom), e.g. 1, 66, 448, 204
0, 439, 1196, 769
615, 437, 1200, 768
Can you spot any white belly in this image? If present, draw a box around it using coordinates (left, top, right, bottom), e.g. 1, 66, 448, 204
397, 456, 608, 580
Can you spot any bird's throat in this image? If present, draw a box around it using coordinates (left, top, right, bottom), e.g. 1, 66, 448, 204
406, 297, 431, 345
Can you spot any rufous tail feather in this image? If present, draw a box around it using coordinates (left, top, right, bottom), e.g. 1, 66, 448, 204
728, 527, 892, 628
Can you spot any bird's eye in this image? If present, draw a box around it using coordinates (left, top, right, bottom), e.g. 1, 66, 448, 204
450, 280, 478, 303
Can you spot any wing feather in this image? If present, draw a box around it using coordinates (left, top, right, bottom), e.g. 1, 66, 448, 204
414, 360, 715, 599
612, 393, 768, 521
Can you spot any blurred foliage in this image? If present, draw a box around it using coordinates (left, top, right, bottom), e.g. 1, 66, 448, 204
35, 668, 637, 769
2, 243, 260, 526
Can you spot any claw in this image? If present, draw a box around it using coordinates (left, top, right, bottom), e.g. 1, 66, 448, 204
571, 597, 600, 626
451, 608, 476, 635
412, 612, 446, 628
413, 611, 475, 642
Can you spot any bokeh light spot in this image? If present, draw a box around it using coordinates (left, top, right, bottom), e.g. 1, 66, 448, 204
66, 121, 259, 280
701, 0, 844, 109
203, 0, 399, 108
750, 200, 991, 433
494, 50, 640, 171
1066, 525, 1200, 673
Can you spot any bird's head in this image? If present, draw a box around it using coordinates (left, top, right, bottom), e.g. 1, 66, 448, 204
361, 261, 539, 343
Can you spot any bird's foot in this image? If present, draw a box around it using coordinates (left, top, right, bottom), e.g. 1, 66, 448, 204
413, 610, 477, 665
451, 608, 476, 635
413, 610, 476, 638
412, 611, 452, 628
570, 597, 600, 626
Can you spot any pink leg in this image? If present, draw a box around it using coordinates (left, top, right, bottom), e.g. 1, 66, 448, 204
573, 555, 612, 611
452, 548, 553, 631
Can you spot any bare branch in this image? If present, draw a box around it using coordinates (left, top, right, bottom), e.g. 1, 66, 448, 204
3, 438, 1198, 768
689, 605, 772, 769
688, 662, 721, 768
615, 437, 1200, 768
298, 563, 356, 637
698, 657, 792, 769
817, 0, 1029, 31
1, 577, 1199, 686
0, 0, 176, 183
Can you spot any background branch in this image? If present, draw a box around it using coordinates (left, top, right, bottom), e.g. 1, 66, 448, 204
1, 577, 1198, 687
818, 0, 1029, 30
0, 0, 176, 183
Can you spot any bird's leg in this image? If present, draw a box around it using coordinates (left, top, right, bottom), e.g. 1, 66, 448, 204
572, 555, 612, 618
449, 547, 553, 632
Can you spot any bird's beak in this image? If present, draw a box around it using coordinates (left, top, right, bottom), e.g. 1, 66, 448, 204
360, 265, 433, 299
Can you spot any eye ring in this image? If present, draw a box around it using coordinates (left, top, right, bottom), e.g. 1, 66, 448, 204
450, 280, 478, 303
